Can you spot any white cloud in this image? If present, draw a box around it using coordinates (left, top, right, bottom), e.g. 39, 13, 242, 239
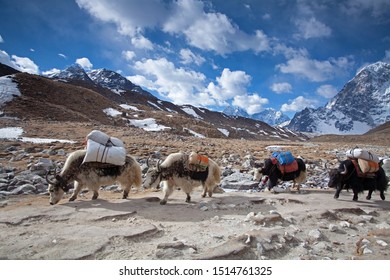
131, 35, 154, 50
76, 0, 166, 37
232, 94, 268, 115
76, 57, 93, 70
42, 68, 61, 76
132, 57, 212, 106
126, 74, 157, 91
207, 68, 269, 114
276, 54, 353, 82
179, 49, 205, 65
207, 68, 251, 100
0, 35, 3, 43
294, 17, 332, 39
11, 55, 39, 74
262, 13, 271, 20
316, 84, 338, 98
129, 59, 268, 113
270, 82, 292, 94
0, 50, 39, 74
178, 9, 270, 55
340, 0, 390, 19
281, 96, 319, 112
78, 0, 271, 56
58, 53, 67, 59
122, 50, 136, 61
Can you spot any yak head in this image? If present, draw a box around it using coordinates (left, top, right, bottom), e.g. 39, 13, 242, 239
46, 171, 70, 205
327, 161, 349, 189
143, 158, 162, 189
258, 158, 275, 176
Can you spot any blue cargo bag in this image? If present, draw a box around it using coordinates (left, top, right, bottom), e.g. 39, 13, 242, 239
272, 151, 295, 165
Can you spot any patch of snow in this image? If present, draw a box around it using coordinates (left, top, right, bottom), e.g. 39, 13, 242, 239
111, 89, 125, 95
182, 107, 203, 119
147, 101, 163, 111
183, 128, 205, 138
218, 128, 229, 137
120, 104, 141, 111
0, 127, 75, 143
165, 107, 178, 114
129, 118, 170, 132
0, 75, 21, 106
103, 108, 122, 117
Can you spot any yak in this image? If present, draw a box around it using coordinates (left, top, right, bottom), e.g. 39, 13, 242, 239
143, 152, 221, 205
254, 157, 307, 192
328, 159, 388, 201
46, 150, 142, 205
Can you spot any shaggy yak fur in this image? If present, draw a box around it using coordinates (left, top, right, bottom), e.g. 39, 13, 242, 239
254, 157, 307, 192
143, 152, 221, 205
328, 159, 388, 201
47, 150, 142, 205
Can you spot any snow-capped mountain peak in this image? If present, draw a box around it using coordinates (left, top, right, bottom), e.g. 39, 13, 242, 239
223, 106, 290, 126
48, 64, 93, 82
288, 61, 390, 135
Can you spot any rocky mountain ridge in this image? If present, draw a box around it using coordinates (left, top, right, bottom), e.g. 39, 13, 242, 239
223, 106, 290, 126
0, 63, 306, 141
288, 61, 390, 135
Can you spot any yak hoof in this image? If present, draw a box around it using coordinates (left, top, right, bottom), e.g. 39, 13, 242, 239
160, 200, 167, 205
366, 195, 371, 200
92, 194, 98, 200
334, 194, 339, 199
69, 197, 76, 202
122, 192, 128, 199
380, 193, 385, 200
201, 193, 206, 198
353, 196, 358, 201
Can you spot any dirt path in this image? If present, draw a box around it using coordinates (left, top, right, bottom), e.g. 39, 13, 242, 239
1, 187, 389, 260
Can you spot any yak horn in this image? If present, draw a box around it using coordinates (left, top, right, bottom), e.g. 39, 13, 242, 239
340, 164, 348, 175
156, 159, 162, 172
45, 169, 57, 184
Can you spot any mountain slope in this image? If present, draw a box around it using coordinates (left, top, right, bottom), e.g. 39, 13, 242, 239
0, 65, 307, 141
288, 61, 390, 135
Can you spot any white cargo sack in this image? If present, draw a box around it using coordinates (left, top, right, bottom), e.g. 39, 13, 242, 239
346, 148, 380, 163
83, 139, 126, 166
86, 130, 124, 147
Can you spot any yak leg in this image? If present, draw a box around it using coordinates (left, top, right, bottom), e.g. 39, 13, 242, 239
352, 189, 359, 201
292, 180, 300, 193
92, 190, 99, 200
380, 191, 385, 200
185, 193, 191, 203
334, 184, 342, 199
207, 185, 213, 198
69, 181, 82, 201
122, 184, 130, 199
201, 183, 213, 198
201, 183, 207, 198
160, 180, 174, 205
366, 189, 373, 200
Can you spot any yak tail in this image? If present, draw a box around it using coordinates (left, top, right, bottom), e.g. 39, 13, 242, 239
211, 162, 221, 183
133, 163, 143, 188
295, 170, 307, 184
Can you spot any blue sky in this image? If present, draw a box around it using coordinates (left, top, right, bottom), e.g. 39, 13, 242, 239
0, 0, 389, 118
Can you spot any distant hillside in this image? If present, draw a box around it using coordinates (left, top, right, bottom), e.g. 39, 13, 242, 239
0, 65, 308, 141
311, 120, 390, 146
